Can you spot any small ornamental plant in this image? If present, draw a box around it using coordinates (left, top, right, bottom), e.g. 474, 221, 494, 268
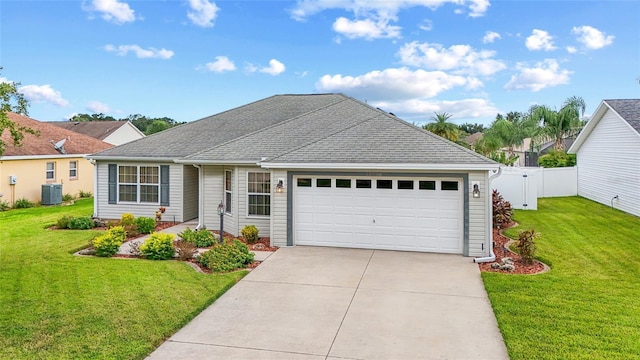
178, 228, 215, 248
92, 226, 126, 257
492, 190, 513, 229
140, 233, 175, 260
516, 229, 539, 265
241, 225, 259, 244
196, 239, 254, 273
120, 213, 135, 226
135, 216, 156, 234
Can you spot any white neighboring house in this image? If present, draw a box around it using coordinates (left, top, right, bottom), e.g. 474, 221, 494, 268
568, 99, 640, 217
48, 121, 145, 146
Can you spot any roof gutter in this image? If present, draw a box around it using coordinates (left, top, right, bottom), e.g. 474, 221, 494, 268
258, 162, 500, 171
175, 159, 259, 165
87, 156, 178, 162
474, 166, 503, 264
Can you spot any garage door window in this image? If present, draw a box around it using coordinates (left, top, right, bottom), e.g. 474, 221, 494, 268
398, 180, 414, 189
441, 181, 459, 191
336, 179, 351, 188
376, 179, 392, 189
297, 178, 312, 187
248, 172, 271, 216
317, 179, 331, 188
419, 180, 436, 190
356, 179, 372, 188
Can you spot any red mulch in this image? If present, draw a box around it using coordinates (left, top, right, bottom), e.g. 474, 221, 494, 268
478, 224, 548, 275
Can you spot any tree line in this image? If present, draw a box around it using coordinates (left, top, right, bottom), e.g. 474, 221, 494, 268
69, 113, 185, 135
423, 96, 586, 166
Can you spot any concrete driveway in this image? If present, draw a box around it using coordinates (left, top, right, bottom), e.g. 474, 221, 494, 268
148, 247, 509, 359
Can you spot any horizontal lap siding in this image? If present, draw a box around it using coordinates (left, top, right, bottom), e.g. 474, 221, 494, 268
469, 171, 490, 257
95, 161, 184, 221
237, 167, 271, 237
270, 170, 288, 247
577, 110, 640, 217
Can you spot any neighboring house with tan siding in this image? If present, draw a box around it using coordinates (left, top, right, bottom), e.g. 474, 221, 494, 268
89, 94, 500, 258
48, 120, 145, 146
0, 112, 113, 205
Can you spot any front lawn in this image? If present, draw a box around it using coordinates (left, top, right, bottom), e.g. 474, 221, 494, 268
483, 196, 640, 359
0, 199, 246, 359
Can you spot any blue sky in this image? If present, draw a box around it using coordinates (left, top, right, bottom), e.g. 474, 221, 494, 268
1, 0, 638, 126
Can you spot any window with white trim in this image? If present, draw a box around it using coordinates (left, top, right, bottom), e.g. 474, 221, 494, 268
46, 162, 55, 181
69, 161, 78, 179
118, 165, 159, 203
225, 170, 232, 214
247, 172, 270, 216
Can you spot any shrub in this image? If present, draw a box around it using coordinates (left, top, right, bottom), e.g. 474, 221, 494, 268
78, 190, 92, 198
174, 240, 197, 261
120, 213, 135, 226
14, 198, 34, 209
196, 239, 254, 272
56, 215, 74, 229
178, 228, 215, 248
140, 232, 175, 260
516, 229, 539, 265
135, 216, 156, 234
62, 193, 74, 202
492, 190, 513, 229
68, 216, 94, 230
0, 200, 10, 211
538, 150, 576, 168
241, 225, 259, 244
92, 226, 126, 257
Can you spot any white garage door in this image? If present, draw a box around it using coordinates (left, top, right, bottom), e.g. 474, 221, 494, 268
294, 176, 464, 253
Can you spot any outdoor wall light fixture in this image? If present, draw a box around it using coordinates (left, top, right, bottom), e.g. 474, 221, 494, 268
276, 179, 285, 193
472, 182, 480, 198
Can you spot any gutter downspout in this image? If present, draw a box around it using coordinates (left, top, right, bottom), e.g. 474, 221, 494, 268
193, 164, 204, 230
474, 166, 503, 263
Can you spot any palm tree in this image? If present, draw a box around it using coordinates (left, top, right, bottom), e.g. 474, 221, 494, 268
530, 96, 586, 151
486, 112, 537, 157
423, 112, 458, 142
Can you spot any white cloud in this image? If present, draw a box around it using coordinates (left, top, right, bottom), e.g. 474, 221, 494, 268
316, 67, 473, 101
373, 98, 499, 121
104, 44, 174, 59
64, 113, 79, 121
332, 17, 401, 40
566, 46, 577, 54
200, 56, 236, 72
18, 84, 69, 107
86, 100, 110, 113
290, 1, 489, 40
526, 29, 556, 51
572, 25, 614, 50
504, 59, 572, 92
187, 0, 219, 28
419, 19, 433, 31
82, 0, 136, 24
259, 59, 286, 75
482, 31, 501, 44
397, 41, 506, 76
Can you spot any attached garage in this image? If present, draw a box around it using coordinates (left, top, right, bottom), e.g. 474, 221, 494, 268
293, 175, 464, 254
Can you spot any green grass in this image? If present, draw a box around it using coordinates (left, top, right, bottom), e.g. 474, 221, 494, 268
0, 199, 246, 359
483, 196, 640, 359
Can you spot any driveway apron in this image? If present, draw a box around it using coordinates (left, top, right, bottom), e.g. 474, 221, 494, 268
147, 246, 509, 360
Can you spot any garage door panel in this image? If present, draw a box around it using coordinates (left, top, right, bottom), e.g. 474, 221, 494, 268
294, 177, 463, 254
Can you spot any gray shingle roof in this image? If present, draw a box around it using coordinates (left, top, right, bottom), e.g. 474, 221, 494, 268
48, 121, 130, 140
92, 93, 496, 167
605, 99, 640, 133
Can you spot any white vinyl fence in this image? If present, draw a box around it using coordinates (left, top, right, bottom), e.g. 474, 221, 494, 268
491, 167, 577, 210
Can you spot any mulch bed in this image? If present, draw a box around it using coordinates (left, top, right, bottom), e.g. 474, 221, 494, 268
478, 223, 548, 275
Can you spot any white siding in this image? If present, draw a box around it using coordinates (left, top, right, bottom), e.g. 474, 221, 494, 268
237, 167, 271, 237
95, 161, 184, 221
469, 171, 490, 257
182, 165, 199, 221
201, 165, 225, 232
576, 109, 640, 217
270, 170, 288, 247
102, 123, 144, 146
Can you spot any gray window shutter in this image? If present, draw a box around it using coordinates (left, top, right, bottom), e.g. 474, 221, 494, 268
160, 165, 170, 206
108, 164, 117, 204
